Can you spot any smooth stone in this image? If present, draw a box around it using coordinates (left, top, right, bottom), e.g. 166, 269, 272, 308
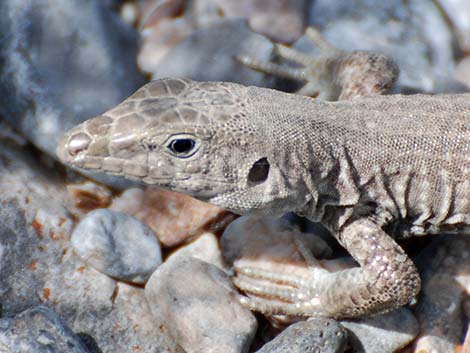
154, 19, 275, 87
455, 57, 470, 89
0, 306, 90, 353
110, 187, 236, 247
191, 0, 310, 43
412, 236, 470, 353
0, 140, 169, 352
255, 318, 347, 353
342, 308, 419, 353
146, 256, 257, 353
0, 0, 145, 189
221, 216, 333, 267
167, 232, 227, 270
436, 0, 470, 51
72, 208, 162, 284
306, 0, 464, 94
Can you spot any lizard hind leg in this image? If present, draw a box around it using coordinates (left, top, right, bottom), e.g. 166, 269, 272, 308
233, 218, 421, 319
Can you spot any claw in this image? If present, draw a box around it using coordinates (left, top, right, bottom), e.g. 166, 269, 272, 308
233, 275, 300, 301
234, 264, 307, 287
236, 54, 308, 81
238, 295, 323, 317
305, 27, 342, 55
274, 44, 317, 67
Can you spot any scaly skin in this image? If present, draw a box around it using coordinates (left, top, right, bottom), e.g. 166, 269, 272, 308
56, 77, 470, 319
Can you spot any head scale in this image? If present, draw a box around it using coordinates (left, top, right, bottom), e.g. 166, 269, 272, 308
57, 78, 308, 216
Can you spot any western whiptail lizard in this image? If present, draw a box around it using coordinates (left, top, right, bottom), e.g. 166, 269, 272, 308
56, 29, 470, 319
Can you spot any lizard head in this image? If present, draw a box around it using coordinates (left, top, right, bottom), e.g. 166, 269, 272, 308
57, 78, 310, 216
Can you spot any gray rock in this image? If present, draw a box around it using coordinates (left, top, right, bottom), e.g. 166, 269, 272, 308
306, 0, 464, 94
436, 0, 470, 51
190, 0, 310, 43
0, 305, 90, 353
155, 19, 275, 87
256, 318, 347, 353
342, 308, 419, 353
0, 0, 145, 157
0, 139, 172, 353
146, 256, 258, 353
72, 208, 162, 284
167, 232, 227, 271
455, 57, 470, 89
412, 236, 470, 353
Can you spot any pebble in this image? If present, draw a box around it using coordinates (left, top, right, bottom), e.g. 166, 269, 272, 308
66, 181, 113, 214
71, 208, 162, 284
0, 306, 90, 353
0, 0, 145, 160
455, 57, 470, 89
145, 256, 258, 353
436, 0, 470, 51
255, 318, 347, 353
167, 232, 227, 270
111, 187, 237, 247
0, 140, 170, 352
306, 0, 463, 94
221, 216, 333, 267
222, 216, 419, 351
412, 236, 470, 353
138, 17, 193, 76
342, 308, 419, 353
150, 19, 276, 87
193, 0, 310, 43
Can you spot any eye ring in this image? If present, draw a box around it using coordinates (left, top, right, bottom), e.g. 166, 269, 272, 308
165, 134, 201, 158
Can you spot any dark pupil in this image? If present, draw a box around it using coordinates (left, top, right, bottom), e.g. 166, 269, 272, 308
248, 157, 270, 184
170, 139, 195, 154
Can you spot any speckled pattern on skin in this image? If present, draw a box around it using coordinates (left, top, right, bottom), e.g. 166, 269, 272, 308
57, 51, 470, 319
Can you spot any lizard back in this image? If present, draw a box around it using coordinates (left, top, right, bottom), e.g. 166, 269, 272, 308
247, 88, 470, 235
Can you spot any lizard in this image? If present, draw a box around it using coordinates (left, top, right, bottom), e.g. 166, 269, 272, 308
56, 29, 470, 320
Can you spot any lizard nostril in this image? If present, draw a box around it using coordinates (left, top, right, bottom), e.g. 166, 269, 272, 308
68, 132, 91, 156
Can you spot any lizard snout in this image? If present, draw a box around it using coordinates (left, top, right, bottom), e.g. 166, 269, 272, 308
65, 132, 92, 156
57, 114, 115, 165
56, 128, 92, 164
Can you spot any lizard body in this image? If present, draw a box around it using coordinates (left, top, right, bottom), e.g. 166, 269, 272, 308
57, 78, 470, 318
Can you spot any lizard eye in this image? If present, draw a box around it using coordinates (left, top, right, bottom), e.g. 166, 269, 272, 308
165, 134, 200, 158
248, 157, 270, 184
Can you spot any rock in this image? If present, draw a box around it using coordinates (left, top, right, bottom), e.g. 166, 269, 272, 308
411, 236, 470, 353
0, 0, 145, 159
455, 57, 470, 90
168, 232, 227, 270
110, 187, 237, 247
342, 308, 419, 353
146, 256, 257, 353
138, 17, 193, 76
152, 19, 275, 87
221, 216, 333, 267
192, 0, 310, 43
71, 208, 162, 284
306, 0, 463, 94
255, 318, 347, 353
0, 140, 171, 352
222, 216, 418, 351
436, 0, 470, 51
0, 305, 91, 353
66, 181, 113, 214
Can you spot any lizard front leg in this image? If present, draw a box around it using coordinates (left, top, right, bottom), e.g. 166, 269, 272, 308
234, 218, 421, 319
239, 27, 398, 100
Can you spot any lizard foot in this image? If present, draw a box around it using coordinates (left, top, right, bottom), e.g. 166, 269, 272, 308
233, 257, 356, 318
238, 27, 398, 100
